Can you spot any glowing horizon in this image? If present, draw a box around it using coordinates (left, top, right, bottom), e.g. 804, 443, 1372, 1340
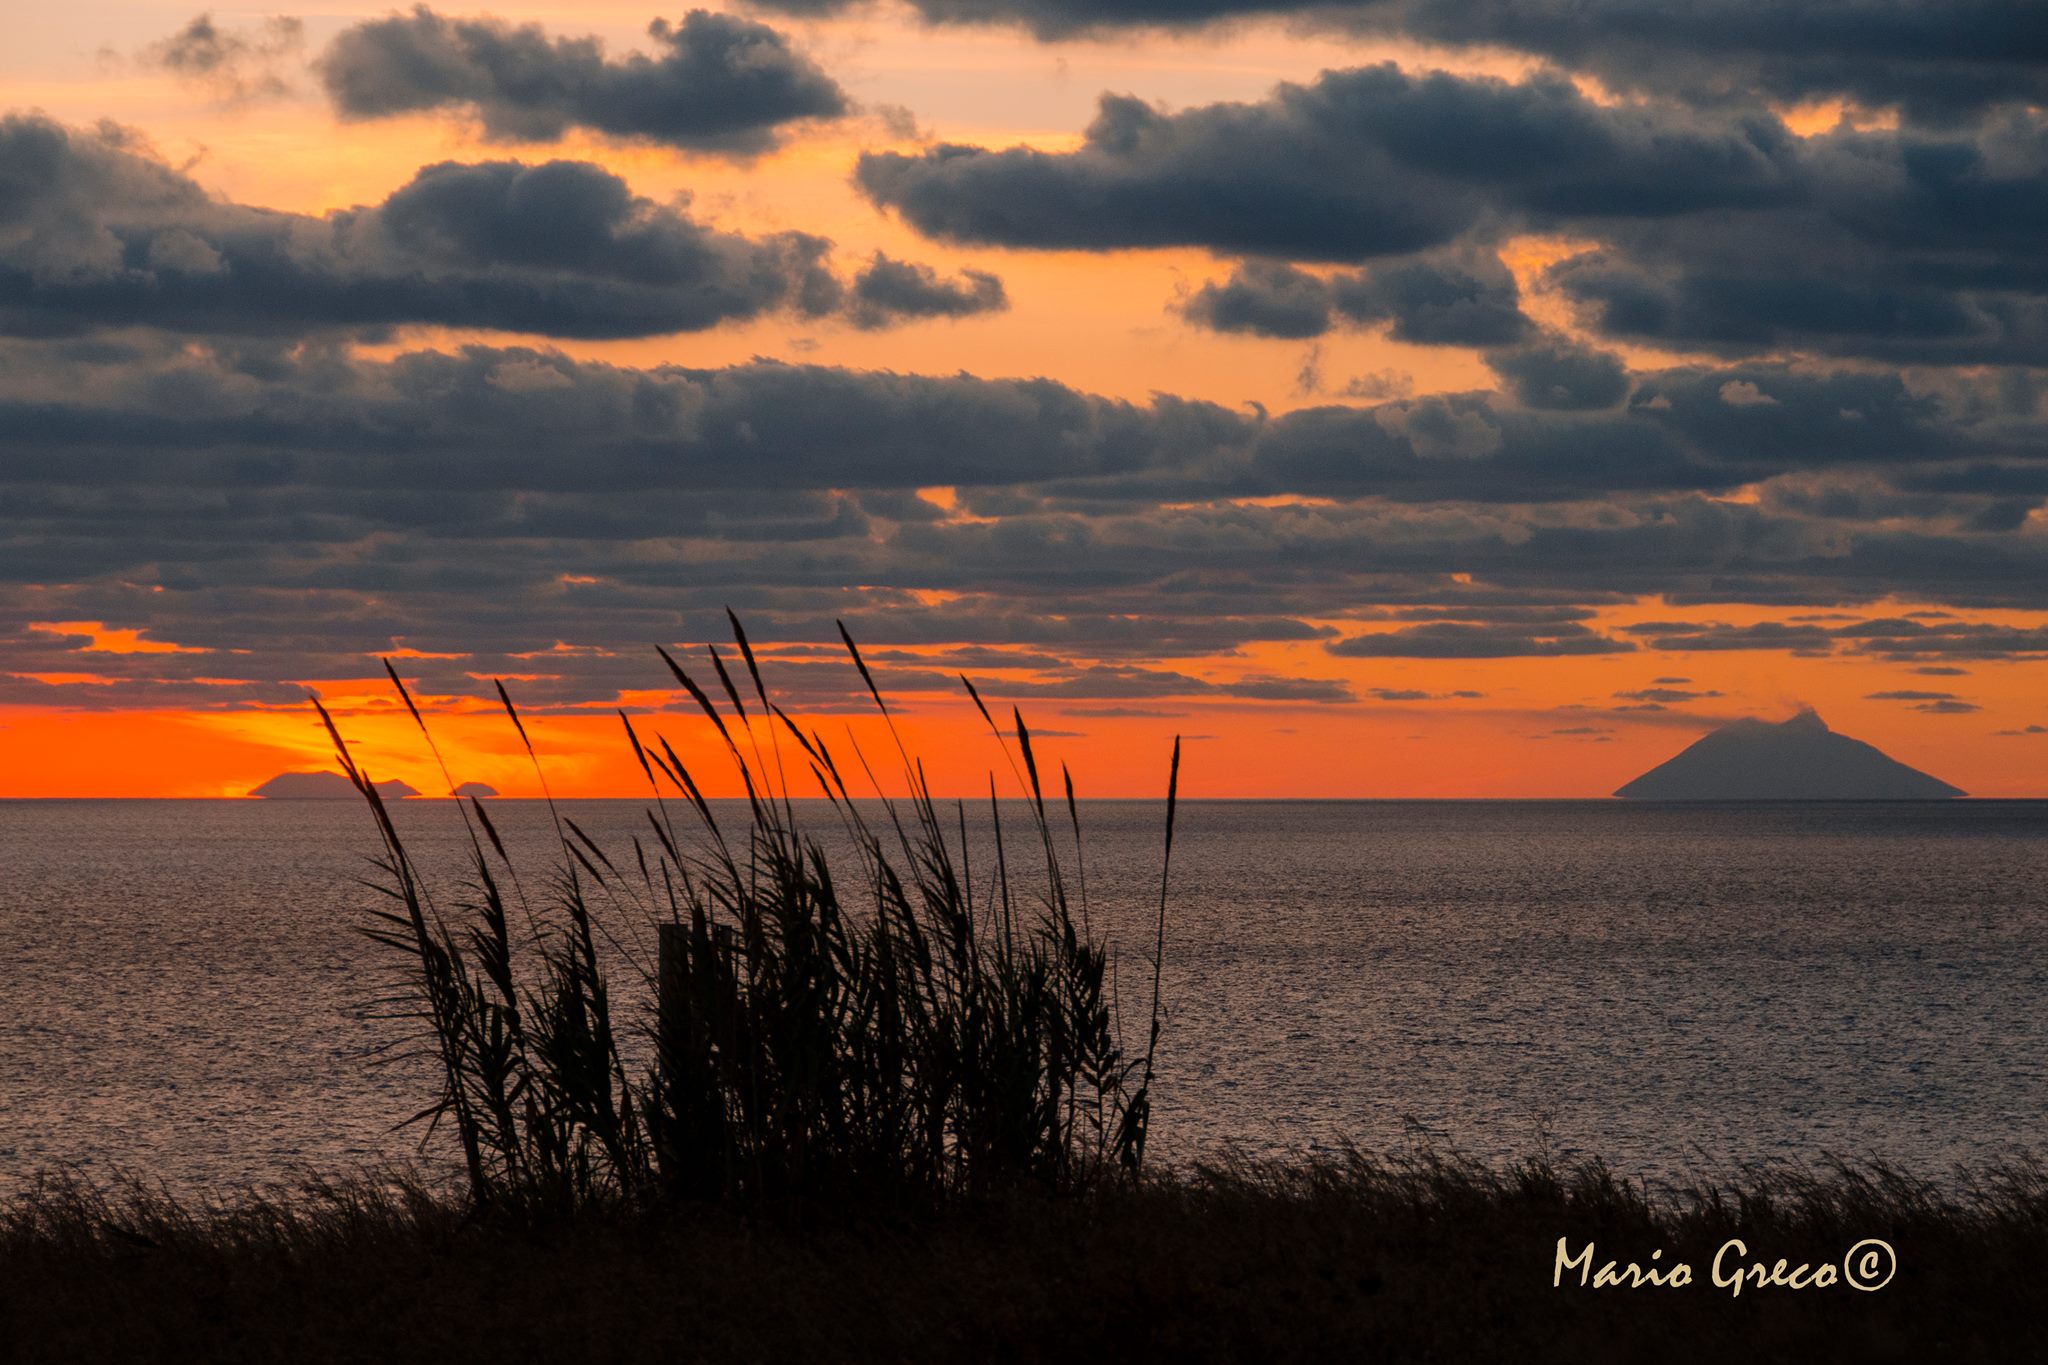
3, 3, 2045, 797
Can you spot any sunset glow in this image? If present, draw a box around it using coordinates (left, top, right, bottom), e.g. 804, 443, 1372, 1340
4, 2, 2046, 798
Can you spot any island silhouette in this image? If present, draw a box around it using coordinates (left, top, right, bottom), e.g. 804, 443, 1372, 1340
1615, 709, 1964, 800
250, 771, 419, 800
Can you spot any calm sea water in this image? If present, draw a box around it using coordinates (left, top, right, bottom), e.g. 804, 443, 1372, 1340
3, 799, 2044, 1191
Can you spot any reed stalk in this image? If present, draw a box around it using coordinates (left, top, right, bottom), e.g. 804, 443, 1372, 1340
324, 615, 1181, 1216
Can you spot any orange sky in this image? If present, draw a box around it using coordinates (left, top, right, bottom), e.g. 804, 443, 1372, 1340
7, 598, 2043, 798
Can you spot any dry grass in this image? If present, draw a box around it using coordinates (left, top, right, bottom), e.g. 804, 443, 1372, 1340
319, 613, 1180, 1218
3, 1150, 2041, 1363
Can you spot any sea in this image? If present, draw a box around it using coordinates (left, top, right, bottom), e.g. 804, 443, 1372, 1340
3, 798, 2044, 1192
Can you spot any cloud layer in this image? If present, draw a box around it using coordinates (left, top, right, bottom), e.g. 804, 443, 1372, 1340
860, 66, 1805, 262
1181, 252, 1529, 345
764, 0, 2048, 121
0, 115, 1003, 339
6, 7, 2046, 722
860, 65, 2048, 364
319, 8, 847, 155
3, 333, 2045, 709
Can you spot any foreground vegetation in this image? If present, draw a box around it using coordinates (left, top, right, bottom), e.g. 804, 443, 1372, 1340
4, 1150, 2043, 1363
320, 614, 1179, 1218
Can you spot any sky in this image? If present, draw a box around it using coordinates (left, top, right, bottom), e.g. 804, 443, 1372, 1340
2, 0, 2046, 798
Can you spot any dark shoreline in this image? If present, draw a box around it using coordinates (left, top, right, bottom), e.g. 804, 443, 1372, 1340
5, 1149, 2041, 1364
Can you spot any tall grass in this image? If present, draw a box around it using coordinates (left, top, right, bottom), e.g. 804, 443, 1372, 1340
317, 614, 1181, 1217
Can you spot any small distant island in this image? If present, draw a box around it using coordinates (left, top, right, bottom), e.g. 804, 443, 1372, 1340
1616, 709, 1964, 800
249, 771, 418, 800
249, 772, 496, 799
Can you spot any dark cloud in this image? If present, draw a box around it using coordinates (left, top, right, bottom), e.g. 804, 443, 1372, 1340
860, 64, 2048, 366
1251, 399, 1496, 486
858, 645, 1070, 670
857, 65, 1801, 261
1340, 369, 1414, 401
8, 331, 2048, 701
1620, 621, 1834, 652
0, 622, 1344, 713
1386, 1, 2048, 125
1328, 621, 1633, 658
845, 253, 1007, 330
1894, 462, 2048, 499
1485, 331, 1630, 410
1180, 261, 1332, 339
757, 0, 2048, 122
1831, 618, 2048, 660
0, 116, 1000, 339
1226, 674, 1354, 701
1242, 371, 1958, 502
1182, 251, 1528, 343
1363, 604, 1597, 625
1615, 687, 1721, 703
12, 345, 1212, 491
1331, 251, 1529, 346
318, 7, 846, 154
1757, 472, 2039, 534
1552, 263, 2048, 370
1544, 113, 2048, 365
1969, 498, 2038, 533
1365, 687, 1486, 701
139, 14, 304, 104
717, 657, 1352, 705
1618, 616, 2048, 660
1623, 365, 1997, 474
7, 336, 2045, 525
